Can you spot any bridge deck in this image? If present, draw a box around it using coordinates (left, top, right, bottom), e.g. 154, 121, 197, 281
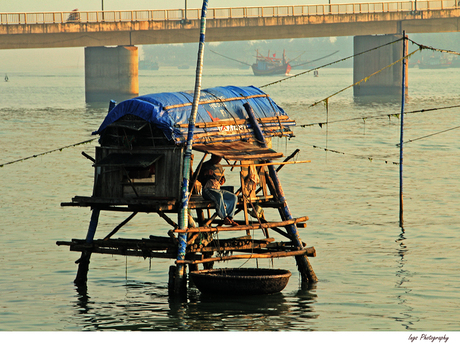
1, 1, 460, 49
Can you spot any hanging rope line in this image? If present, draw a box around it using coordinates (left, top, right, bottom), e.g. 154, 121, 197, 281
307, 47, 421, 108
408, 38, 460, 56
311, 144, 399, 165
299, 104, 460, 128
0, 138, 97, 168
396, 123, 460, 147
259, 37, 404, 89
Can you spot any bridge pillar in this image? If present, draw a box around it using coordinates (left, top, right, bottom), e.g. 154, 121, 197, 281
85, 46, 139, 103
353, 35, 408, 97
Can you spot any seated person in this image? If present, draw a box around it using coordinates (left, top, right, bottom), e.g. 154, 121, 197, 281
198, 154, 238, 226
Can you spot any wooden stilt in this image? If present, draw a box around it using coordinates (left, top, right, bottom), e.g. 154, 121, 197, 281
74, 208, 100, 285
244, 103, 318, 284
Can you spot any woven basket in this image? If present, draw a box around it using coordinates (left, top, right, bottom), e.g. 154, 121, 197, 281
190, 268, 292, 295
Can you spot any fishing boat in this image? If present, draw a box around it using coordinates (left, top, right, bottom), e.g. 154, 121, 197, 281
251, 50, 291, 76
211, 49, 338, 76
57, 85, 318, 295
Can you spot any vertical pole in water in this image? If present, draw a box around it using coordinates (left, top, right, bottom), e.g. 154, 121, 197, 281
399, 32, 406, 228
244, 103, 318, 284
174, 0, 208, 295
74, 208, 100, 285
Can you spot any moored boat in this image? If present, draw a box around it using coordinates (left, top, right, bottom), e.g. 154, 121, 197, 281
251, 49, 291, 76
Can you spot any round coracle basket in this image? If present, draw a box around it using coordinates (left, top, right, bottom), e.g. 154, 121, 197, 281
190, 268, 292, 295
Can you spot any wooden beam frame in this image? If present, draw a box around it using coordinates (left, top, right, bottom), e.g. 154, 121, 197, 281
172, 215, 308, 233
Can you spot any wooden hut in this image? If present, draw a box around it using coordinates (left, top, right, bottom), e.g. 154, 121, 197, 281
57, 85, 317, 294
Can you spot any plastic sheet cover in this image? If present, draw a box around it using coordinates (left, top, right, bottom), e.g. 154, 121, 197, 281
92, 85, 290, 143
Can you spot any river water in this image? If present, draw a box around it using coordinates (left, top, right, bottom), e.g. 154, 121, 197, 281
1, 63, 459, 339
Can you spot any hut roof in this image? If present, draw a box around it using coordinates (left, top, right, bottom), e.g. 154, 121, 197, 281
93, 85, 295, 144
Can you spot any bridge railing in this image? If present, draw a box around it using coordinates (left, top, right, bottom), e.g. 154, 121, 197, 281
1, 0, 458, 25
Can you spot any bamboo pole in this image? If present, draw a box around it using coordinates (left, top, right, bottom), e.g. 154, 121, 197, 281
243, 102, 318, 284
173, 216, 308, 233
399, 32, 406, 229
176, 248, 315, 265
164, 93, 269, 110
174, 0, 209, 295
220, 160, 310, 168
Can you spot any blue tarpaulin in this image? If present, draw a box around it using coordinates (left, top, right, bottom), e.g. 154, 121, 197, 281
93, 85, 293, 144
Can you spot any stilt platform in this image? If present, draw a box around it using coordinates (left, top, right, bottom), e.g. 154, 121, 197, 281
57, 86, 319, 294
56, 234, 315, 262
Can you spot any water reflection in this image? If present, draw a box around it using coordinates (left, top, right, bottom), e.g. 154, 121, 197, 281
353, 94, 403, 106
71, 278, 318, 331
172, 282, 318, 330
394, 227, 419, 330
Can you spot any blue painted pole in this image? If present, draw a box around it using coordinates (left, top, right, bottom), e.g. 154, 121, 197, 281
399, 32, 406, 229
243, 103, 318, 284
174, 0, 209, 294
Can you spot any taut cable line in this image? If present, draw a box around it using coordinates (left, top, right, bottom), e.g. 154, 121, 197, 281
396, 124, 460, 147
306, 48, 421, 109
299, 104, 460, 128
0, 138, 97, 168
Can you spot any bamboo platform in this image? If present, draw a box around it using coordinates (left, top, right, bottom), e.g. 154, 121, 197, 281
61, 195, 285, 212
56, 80, 320, 296
59, 151, 318, 287
56, 234, 316, 262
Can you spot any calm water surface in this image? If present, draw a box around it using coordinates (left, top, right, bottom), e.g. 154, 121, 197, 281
1, 64, 459, 336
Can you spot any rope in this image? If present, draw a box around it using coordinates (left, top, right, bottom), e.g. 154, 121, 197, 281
307, 48, 421, 109
0, 138, 97, 168
299, 104, 460, 128
408, 38, 460, 56
311, 144, 400, 165
397, 124, 460, 147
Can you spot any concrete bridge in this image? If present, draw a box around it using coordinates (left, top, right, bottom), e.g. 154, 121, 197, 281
2, 0, 460, 100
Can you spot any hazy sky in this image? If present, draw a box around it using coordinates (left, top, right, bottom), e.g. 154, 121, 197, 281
0, 0, 327, 71
0, 0, 350, 71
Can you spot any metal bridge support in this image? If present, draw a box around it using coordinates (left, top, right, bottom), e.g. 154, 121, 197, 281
353, 34, 408, 97
84, 45, 139, 103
